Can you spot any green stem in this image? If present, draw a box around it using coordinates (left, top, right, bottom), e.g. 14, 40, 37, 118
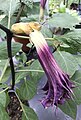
8, 0, 12, 29
16, 2, 25, 23
13, 34, 54, 41
0, 87, 10, 94
16, 69, 44, 73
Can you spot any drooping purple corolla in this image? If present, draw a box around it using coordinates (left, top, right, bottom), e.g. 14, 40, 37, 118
30, 30, 75, 108
40, 0, 47, 9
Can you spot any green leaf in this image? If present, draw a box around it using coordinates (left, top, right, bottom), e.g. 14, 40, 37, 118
54, 51, 78, 76
0, 91, 7, 107
0, 60, 8, 71
28, 60, 44, 82
73, 55, 81, 67
21, 14, 39, 22
0, 41, 21, 59
0, 83, 8, 88
15, 71, 29, 83
16, 59, 43, 83
0, 0, 19, 16
0, 59, 9, 83
67, 0, 78, 7
0, 15, 16, 38
41, 26, 53, 38
0, 16, 7, 38
71, 70, 81, 105
16, 60, 44, 100
17, 78, 37, 100
23, 0, 33, 8
22, 104, 38, 120
26, 2, 39, 15
59, 100, 77, 119
0, 67, 11, 83
5, 92, 10, 107
55, 30, 81, 53
48, 13, 80, 29
0, 103, 9, 120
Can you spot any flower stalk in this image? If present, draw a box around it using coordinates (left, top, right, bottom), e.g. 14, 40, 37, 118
39, 0, 47, 21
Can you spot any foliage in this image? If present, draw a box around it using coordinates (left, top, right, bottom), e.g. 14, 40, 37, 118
0, 0, 81, 120
47, 13, 80, 29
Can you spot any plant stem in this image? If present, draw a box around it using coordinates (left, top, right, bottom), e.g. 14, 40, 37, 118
8, 0, 12, 29
0, 87, 10, 94
16, 2, 25, 23
13, 34, 54, 41
64, 0, 65, 5
16, 69, 44, 73
0, 24, 15, 90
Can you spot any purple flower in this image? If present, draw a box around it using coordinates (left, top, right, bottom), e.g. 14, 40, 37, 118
30, 30, 75, 108
40, 0, 47, 9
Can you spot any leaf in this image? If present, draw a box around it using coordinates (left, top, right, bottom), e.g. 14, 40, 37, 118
0, 91, 7, 107
16, 59, 43, 82
0, 60, 8, 71
0, 41, 21, 59
0, 15, 16, 38
0, 83, 8, 88
5, 92, 10, 107
22, 0, 33, 8
55, 29, 81, 53
0, 15, 6, 21
0, 59, 9, 83
28, 60, 44, 82
15, 71, 29, 83
0, 16, 7, 38
73, 55, 81, 67
17, 60, 44, 83
26, 2, 40, 15
0, 103, 9, 120
0, 0, 19, 16
48, 13, 80, 29
22, 104, 38, 120
54, 51, 78, 76
67, 0, 78, 7
17, 78, 37, 100
16, 60, 44, 100
71, 70, 81, 105
59, 99, 77, 119
0, 67, 11, 83
41, 26, 53, 38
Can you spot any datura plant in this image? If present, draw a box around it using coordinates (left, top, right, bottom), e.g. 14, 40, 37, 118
11, 22, 75, 108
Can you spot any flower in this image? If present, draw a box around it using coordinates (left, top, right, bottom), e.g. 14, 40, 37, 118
39, 0, 47, 21
40, 0, 47, 9
30, 30, 75, 108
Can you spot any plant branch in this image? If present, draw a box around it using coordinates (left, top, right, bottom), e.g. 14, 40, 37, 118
13, 34, 55, 41
8, 0, 12, 29
16, 2, 25, 23
16, 69, 44, 73
0, 87, 10, 94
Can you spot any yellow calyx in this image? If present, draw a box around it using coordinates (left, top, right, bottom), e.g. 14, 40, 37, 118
11, 22, 41, 35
